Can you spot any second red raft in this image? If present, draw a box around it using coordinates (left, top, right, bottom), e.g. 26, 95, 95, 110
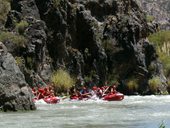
43, 97, 60, 104
103, 92, 124, 101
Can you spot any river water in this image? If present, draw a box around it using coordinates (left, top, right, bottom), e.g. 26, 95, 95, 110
0, 96, 170, 128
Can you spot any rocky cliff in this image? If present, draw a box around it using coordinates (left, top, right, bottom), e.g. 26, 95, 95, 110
0, 0, 168, 98
136, 0, 170, 30
0, 42, 35, 111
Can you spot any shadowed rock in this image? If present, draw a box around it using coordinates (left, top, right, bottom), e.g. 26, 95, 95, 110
0, 42, 35, 111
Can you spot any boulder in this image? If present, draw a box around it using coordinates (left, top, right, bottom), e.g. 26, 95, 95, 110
0, 42, 35, 111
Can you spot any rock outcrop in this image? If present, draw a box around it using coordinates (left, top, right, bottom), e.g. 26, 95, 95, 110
0, 0, 167, 95
0, 42, 35, 111
137, 0, 170, 30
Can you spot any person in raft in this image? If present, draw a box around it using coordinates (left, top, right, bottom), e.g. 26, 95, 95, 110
35, 85, 56, 100
79, 86, 91, 99
37, 87, 45, 99
69, 87, 82, 100
90, 86, 101, 99
110, 85, 117, 94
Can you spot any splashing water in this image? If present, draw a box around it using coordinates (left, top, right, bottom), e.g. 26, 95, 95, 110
0, 96, 170, 128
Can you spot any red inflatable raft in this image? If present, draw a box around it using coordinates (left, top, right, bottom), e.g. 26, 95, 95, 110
103, 92, 124, 101
70, 95, 79, 100
43, 97, 60, 104
70, 95, 90, 101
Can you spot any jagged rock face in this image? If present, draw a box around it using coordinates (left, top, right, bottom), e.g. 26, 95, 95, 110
25, 17, 47, 72
5, 0, 49, 81
1, 0, 167, 94
11, 0, 40, 19
0, 42, 35, 111
137, 0, 170, 30
8, 0, 47, 72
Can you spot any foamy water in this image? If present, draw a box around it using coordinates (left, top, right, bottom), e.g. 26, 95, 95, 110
0, 96, 170, 128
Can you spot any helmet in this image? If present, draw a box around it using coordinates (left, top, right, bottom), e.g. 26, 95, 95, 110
113, 85, 116, 89
92, 86, 97, 90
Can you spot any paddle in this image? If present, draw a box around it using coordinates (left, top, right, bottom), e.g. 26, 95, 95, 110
102, 86, 110, 97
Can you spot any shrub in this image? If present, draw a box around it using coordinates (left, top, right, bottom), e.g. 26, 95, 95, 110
15, 56, 25, 71
148, 31, 170, 76
51, 69, 75, 93
0, 32, 27, 47
84, 76, 92, 83
26, 56, 34, 69
148, 31, 170, 47
15, 56, 24, 66
126, 79, 138, 92
146, 15, 155, 23
148, 76, 161, 94
53, 0, 61, 8
16, 20, 29, 35
0, 0, 11, 25
158, 52, 170, 76
102, 39, 115, 51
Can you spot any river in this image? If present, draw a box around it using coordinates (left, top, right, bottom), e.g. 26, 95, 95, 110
0, 96, 170, 128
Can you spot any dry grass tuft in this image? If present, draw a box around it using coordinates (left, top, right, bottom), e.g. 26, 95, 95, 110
51, 69, 75, 92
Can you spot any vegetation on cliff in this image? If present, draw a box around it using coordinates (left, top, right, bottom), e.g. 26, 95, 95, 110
0, 32, 27, 47
16, 20, 29, 35
51, 69, 75, 93
0, 0, 10, 25
148, 31, 170, 77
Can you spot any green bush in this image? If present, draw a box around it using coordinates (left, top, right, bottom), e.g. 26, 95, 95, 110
16, 20, 29, 35
15, 56, 24, 66
102, 39, 115, 51
0, 32, 27, 47
148, 31, 170, 47
158, 52, 170, 76
126, 79, 138, 92
51, 69, 75, 92
26, 56, 34, 69
148, 76, 161, 94
146, 15, 155, 23
0, 0, 11, 25
53, 0, 61, 8
148, 31, 170, 76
